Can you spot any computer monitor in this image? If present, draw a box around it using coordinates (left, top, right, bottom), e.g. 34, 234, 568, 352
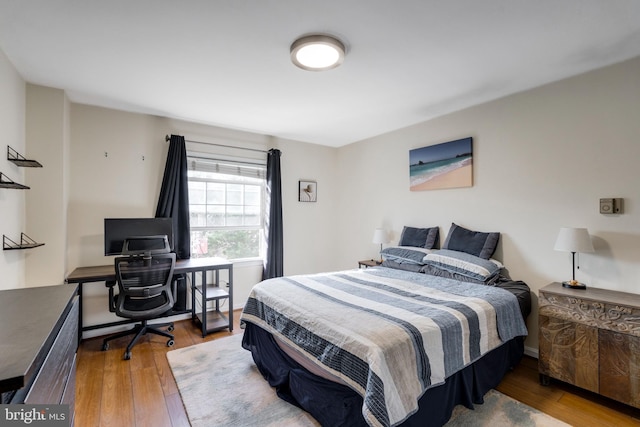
104, 218, 174, 256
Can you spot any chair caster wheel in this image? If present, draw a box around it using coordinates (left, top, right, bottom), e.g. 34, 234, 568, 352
102, 343, 109, 351
167, 325, 174, 332
124, 351, 131, 360
167, 339, 174, 347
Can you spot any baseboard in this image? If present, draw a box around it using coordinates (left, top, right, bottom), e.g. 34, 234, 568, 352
524, 345, 538, 359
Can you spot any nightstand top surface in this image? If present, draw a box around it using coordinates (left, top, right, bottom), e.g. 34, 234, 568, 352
541, 282, 640, 307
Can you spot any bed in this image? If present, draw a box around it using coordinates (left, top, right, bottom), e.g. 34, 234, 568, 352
240, 224, 531, 427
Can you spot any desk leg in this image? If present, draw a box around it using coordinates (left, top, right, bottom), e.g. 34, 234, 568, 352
190, 271, 196, 322
228, 265, 233, 332
201, 270, 207, 338
214, 269, 220, 326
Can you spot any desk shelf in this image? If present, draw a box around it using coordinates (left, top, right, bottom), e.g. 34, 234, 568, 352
193, 283, 229, 300
189, 261, 233, 338
194, 310, 229, 332
192, 282, 230, 337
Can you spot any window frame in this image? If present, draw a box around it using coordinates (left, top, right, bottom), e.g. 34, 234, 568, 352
187, 162, 266, 261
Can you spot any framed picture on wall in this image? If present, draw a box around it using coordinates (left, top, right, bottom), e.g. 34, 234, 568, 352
409, 137, 473, 191
298, 180, 317, 202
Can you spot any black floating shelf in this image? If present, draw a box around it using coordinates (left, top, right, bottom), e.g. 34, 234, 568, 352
3, 233, 45, 250
0, 172, 29, 189
7, 146, 42, 167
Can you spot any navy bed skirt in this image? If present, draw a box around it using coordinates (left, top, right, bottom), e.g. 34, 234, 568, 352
242, 322, 525, 427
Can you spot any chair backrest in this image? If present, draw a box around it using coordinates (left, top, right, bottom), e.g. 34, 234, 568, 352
114, 252, 176, 320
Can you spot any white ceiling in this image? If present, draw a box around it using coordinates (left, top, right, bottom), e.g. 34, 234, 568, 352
1, 1, 640, 147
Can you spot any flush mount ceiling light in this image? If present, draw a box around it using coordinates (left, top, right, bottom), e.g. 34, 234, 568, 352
290, 35, 345, 71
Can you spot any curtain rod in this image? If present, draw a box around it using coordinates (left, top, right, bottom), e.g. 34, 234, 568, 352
165, 134, 268, 154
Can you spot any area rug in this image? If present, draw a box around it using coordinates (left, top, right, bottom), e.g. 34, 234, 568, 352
167, 334, 569, 427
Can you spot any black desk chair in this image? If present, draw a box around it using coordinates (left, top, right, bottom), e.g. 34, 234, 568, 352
102, 236, 176, 360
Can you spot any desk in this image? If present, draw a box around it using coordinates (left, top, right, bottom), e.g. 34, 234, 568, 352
66, 257, 233, 341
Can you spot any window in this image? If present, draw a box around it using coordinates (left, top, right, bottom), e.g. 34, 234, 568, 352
187, 157, 265, 260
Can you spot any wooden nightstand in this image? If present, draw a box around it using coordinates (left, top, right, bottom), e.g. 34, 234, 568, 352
538, 282, 640, 409
358, 259, 381, 268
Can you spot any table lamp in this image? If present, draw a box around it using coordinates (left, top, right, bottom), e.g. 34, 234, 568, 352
372, 228, 389, 263
554, 227, 594, 289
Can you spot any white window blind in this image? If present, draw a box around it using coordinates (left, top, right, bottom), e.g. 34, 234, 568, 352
188, 156, 266, 179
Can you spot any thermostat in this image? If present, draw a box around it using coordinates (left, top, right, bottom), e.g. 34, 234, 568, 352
600, 198, 623, 214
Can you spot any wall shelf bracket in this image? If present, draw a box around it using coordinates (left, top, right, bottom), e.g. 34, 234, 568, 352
7, 146, 42, 167
3, 233, 45, 250
0, 172, 29, 189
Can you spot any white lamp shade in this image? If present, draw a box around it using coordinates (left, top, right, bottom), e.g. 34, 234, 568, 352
372, 228, 389, 245
554, 227, 594, 253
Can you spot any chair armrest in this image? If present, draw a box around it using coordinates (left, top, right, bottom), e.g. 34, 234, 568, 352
105, 280, 117, 313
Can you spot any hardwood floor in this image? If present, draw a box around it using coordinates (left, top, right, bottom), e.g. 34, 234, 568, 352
75, 312, 243, 427
76, 311, 640, 426
495, 356, 640, 426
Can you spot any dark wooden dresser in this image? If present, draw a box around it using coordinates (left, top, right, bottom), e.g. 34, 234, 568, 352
0, 283, 79, 424
539, 282, 640, 409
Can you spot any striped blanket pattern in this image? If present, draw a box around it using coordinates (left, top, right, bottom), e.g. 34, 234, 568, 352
241, 267, 528, 427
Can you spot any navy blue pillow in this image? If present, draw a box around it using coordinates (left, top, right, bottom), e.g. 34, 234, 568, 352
398, 226, 439, 249
442, 223, 500, 259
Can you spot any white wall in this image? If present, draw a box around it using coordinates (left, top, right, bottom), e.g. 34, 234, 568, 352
160, 117, 341, 276
66, 105, 339, 332
25, 84, 70, 287
336, 56, 640, 352
275, 138, 340, 275
67, 105, 168, 270
0, 48, 26, 290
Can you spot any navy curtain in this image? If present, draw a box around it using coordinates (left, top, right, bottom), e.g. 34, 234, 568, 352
156, 134, 191, 259
263, 149, 283, 279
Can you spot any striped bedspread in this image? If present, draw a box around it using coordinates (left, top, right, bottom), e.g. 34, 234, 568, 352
241, 267, 528, 427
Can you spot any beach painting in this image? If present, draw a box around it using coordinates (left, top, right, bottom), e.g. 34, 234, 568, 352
409, 137, 473, 191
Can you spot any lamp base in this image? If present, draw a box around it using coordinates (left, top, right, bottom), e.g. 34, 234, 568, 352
562, 280, 586, 290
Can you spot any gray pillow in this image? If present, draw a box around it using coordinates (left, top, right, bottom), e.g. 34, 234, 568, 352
423, 249, 502, 283
398, 226, 439, 249
442, 223, 500, 259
